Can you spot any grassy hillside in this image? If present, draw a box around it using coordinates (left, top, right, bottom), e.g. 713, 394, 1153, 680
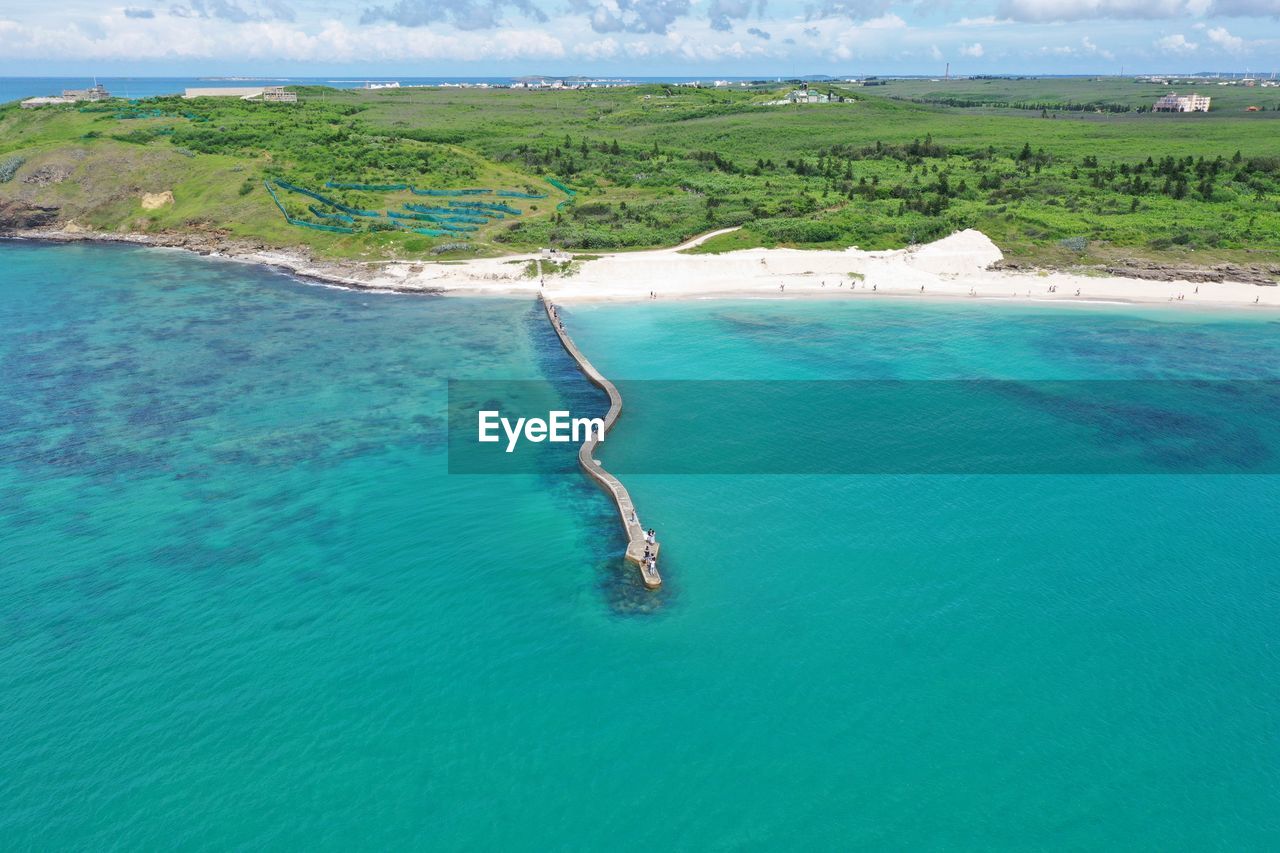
3, 81, 1280, 270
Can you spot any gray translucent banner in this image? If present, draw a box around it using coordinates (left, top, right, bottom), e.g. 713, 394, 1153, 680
448, 380, 1280, 474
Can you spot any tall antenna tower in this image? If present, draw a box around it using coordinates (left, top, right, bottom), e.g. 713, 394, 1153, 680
945, 62, 950, 81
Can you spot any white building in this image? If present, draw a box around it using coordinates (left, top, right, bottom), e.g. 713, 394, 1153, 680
1153, 92, 1211, 112
262, 86, 298, 103
764, 89, 836, 106
183, 86, 296, 102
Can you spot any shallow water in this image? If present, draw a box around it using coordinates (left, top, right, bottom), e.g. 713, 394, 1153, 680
1, 243, 1277, 848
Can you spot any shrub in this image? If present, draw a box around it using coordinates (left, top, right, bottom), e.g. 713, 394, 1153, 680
757, 217, 842, 243
0, 155, 23, 183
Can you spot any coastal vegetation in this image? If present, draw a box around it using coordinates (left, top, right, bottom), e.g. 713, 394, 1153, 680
2, 78, 1280, 270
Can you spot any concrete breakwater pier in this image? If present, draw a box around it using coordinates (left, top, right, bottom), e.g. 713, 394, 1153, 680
542, 298, 661, 589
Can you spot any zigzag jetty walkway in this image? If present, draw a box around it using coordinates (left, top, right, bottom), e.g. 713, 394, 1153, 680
542, 297, 662, 589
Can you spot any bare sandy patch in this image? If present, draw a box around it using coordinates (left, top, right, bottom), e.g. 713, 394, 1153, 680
141, 191, 174, 210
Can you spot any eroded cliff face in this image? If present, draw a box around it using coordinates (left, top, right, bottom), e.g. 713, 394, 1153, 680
0, 200, 60, 230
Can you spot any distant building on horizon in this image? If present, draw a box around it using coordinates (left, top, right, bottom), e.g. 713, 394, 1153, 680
21, 82, 111, 109
1154, 92, 1211, 113
62, 83, 110, 102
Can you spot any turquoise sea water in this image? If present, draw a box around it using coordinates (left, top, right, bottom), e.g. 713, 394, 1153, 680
2, 242, 1277, 849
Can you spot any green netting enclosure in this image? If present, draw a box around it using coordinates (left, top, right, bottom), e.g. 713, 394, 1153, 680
275, 180, 379, 217
325, 181, 410, 191
264, 182, 357, 234
409, 188, 492, 196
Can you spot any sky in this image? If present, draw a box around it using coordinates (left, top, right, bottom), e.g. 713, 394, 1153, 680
1, 0, 1278, 76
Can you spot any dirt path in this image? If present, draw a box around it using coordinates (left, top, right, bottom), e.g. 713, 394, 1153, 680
669, 226, 742, 252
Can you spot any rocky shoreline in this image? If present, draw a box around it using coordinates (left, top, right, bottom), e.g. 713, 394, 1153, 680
993, 258, 1279, 287
0, 215, 420, 295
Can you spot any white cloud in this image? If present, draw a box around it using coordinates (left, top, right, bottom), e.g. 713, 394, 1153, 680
953, 16, 1012, 26
1208, 0, 1280, 15
1206, 24, 1245, 51
1080, 35, 1113, 58
6, 0, 1272, 70
0, 15, 568, 61
576, 35, 619, 57
998, 0, 1195, 22
1155, 32, 1198, 52
862, 12, 906, 28
1037, 35, 1114, 59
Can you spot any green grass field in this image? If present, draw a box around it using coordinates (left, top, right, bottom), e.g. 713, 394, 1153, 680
872, 76, 1280, 114
2, 78, 1279, 270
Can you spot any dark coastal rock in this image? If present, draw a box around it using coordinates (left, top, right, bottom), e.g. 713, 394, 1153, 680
0, 200, 60, 229
991, 257, 1277, 285
1103, 263, 1279, 286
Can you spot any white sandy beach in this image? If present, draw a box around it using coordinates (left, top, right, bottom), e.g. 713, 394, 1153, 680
17, 227, 1280, 309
